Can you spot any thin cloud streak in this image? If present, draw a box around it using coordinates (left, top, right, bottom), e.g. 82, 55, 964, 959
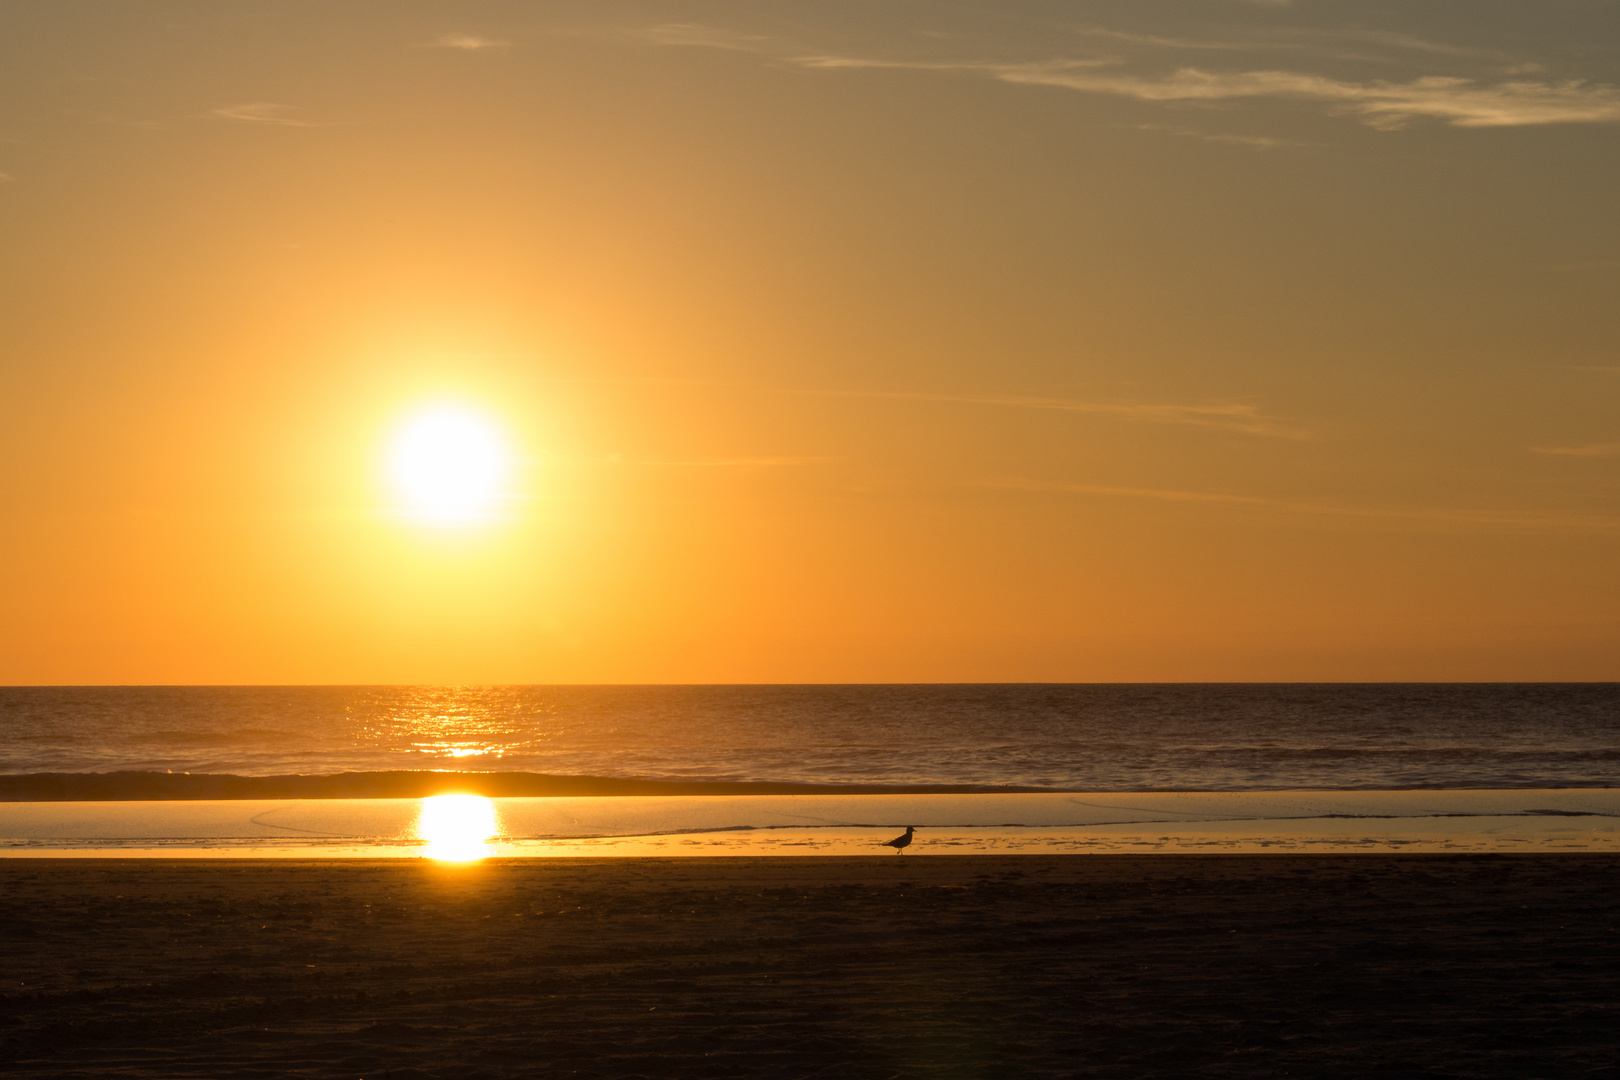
1135, 122, 1304, 147
1064, 26, 1262, 52
209, 104, 316, 127
1531, 443, 1620, 457
428, 34, 509, 50
985, 478, 1620, 530
535, 375, 1303, 438
798, 389, 1306, 438
642, 23, 769, 51
638, 456, 832, 467
1059, 24, 1513, 62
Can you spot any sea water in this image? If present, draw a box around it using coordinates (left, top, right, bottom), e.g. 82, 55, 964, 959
3, 683, 1616, 791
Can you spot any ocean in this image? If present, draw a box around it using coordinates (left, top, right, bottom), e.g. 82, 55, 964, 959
3, 683, 1616, 793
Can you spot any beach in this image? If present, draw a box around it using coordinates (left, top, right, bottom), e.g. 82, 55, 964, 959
3, 696, 1614, 1076
4, 854, 1617, 1077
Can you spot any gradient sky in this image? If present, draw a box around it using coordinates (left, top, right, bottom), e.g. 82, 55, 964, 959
2, 0, 1618, 684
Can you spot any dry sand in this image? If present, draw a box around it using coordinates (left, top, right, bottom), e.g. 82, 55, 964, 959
2, 856, 1617, 1078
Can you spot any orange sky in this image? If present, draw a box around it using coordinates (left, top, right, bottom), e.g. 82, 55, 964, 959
2, 1, 1619, 684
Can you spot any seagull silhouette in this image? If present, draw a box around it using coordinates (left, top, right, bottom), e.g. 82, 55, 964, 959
882, 826, 915, 854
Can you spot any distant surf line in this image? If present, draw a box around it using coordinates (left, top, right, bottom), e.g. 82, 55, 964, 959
3, 770, 1614, 802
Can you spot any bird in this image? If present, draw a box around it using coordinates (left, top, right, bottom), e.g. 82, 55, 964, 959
882, 826, 915, 854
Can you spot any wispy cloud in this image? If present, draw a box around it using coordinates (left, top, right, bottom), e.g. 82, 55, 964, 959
1530, 443, 1620, 457
639, 456, 831, 467
859, 61, 1620, 129
642, 21, 1620, 130
984, 477, 1620, 530
1030, 67, 1620, 128
800, 389, 1306, 438
209, 103, 316, 127
428, 34, 509, 50
1134, 122, 1303, 147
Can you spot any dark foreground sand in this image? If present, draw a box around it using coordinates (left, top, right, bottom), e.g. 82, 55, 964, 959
2, 856, 1617, 1079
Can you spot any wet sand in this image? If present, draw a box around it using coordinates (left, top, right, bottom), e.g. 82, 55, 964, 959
5, 789, 1616, 856
2, 856, 1617, 1078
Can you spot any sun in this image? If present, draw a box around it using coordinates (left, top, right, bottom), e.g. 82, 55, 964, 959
388, 405, 510, 524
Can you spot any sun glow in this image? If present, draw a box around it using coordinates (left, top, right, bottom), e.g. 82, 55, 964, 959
415, 794, 500, 861
388, 406, 509, 524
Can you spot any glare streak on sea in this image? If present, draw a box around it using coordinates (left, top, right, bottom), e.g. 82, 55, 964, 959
1, 684, 1616, 792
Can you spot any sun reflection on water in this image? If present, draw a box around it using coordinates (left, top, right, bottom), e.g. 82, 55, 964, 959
424, 745, 502, 758
414, 794, 500, 861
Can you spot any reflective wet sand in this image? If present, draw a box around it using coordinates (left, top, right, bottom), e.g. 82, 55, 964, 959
1, 789, 1615, 856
